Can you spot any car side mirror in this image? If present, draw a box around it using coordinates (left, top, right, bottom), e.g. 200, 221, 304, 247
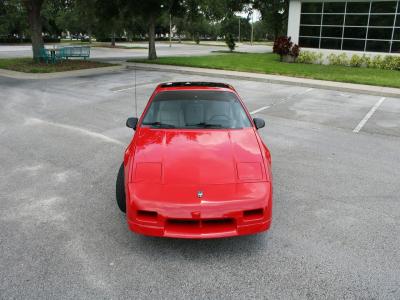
253, 118, 265, 130
126, 117, 138, 130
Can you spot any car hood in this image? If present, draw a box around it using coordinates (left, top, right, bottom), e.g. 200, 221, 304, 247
131, 128, 267, 185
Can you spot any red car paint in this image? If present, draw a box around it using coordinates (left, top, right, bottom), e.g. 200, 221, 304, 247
123, 83, 272, 238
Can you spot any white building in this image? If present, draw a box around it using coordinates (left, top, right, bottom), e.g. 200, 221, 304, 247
287, 0, 399, 53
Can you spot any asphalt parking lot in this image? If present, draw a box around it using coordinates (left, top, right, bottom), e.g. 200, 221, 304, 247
1, 68, 400, 299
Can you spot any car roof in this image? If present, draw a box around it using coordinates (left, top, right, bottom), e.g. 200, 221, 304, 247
156, 82, 235, 92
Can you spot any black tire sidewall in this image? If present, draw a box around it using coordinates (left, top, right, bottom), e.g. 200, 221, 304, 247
116, 163, 126, 213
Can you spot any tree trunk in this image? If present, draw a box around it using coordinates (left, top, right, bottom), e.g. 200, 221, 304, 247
22, 0, 44, 60
148, 15, 157, 60
111, 32, 116, 47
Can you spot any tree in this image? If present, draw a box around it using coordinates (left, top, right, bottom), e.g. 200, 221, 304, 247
0, 0, 28, 41
96, 0, 126, 46
252, 0, 288, 40
225, 33, 235, 51
221, 16, 250, 41
121, 0, 182, 59
21, 0, 44, 59
253, 20, 269, 41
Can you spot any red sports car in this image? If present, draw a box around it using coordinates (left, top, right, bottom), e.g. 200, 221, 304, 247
116, 82, 272, 238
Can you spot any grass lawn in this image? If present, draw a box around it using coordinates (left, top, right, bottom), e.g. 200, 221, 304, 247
0, 58, 115, 73
129, 53, 400, 88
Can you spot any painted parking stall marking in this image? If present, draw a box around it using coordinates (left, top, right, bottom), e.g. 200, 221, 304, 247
250, 87, 313, 115
353, 97, 386, 133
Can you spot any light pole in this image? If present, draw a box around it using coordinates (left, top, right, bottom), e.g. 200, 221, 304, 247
238, 18, 241, 43
250, 12, 254, 45
169, 13, 172, 47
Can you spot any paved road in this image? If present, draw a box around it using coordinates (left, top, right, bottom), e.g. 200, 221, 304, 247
1, 69, 399, 299
0, 42, 271, 60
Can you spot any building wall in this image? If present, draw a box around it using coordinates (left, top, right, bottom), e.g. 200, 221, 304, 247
288, 0, 302, 44
287, 0, 400, 53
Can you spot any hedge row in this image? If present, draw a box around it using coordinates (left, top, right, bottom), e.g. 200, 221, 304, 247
297, 51, 400, 71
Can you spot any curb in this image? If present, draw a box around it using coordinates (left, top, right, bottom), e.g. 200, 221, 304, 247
127, 63, 400, 99
0, 64, 126, 80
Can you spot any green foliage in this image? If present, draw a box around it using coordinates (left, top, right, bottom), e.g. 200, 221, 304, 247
225, 33, 236, 51
361, 55, 371, 68
370, 55, 383, 69
194, 34, 200, 44
349, 54, 363, 67
364, 55, 400, 70
327, 53, 349, 66
382, 55, 400, 70
0, 0, 28, 39
253, 0, 289, 40
297, 51, 323, 64
220, 16, 250, 41
298, 51, 400, 72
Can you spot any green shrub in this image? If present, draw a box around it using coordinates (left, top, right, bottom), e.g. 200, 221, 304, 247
327, 53, 349, 66
361, 55, 371, 68
225, 33, 236, 52
297, 51, 323, 64
370, 55, 383, 69
296, 51, 399, 71
381, 55, 400, 70
349, 54, 363, 67
194, 34, 200, 44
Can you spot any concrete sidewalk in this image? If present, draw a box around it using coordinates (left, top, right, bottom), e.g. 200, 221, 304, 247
128, 62, 400, 99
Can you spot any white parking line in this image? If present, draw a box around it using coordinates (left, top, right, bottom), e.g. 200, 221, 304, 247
250, 106, 270, 115
353, 97, 386, 133
113, 86, 135, 93
25, 118, 125, 146
250, 88, 313, 115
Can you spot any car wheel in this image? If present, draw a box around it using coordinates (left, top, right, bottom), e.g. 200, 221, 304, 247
116, 163, 126, 213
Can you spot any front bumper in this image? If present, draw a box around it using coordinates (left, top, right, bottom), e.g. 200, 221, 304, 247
127, 217, 271, 239
125, 182, 272, 239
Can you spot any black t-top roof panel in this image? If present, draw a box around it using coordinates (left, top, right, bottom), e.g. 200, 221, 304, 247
160, 82, 231, 89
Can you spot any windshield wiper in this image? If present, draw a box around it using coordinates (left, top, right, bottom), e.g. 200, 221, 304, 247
142, 121, 176, 128
191, 122, 223, 128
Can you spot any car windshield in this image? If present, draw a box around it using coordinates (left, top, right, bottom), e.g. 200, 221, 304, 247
142, 90, 252, 129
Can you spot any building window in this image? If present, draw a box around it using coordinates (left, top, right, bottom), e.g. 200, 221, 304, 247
370, 1, 397, 13
322, 26, 343, 38
323, 2, 346, 13
299, 37, 320, 48
366, 40, 391, 52
392, 41, 400, 52
298, 0, 400, 52
320, 38, 342, 49
342, 39, 366, 51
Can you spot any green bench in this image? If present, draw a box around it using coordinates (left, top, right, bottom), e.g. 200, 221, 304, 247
62, 46, 90, 60
37, 46, 91, 63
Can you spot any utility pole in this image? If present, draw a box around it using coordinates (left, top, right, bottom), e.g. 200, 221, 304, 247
251, 14, 254, 45
238, 18, 241, 43
169, 13, 172, 47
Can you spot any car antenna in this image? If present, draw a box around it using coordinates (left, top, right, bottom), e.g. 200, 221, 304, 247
134, 62, 138, 118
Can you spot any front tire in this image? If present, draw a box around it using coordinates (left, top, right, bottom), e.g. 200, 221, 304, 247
116, 163, 126, 213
